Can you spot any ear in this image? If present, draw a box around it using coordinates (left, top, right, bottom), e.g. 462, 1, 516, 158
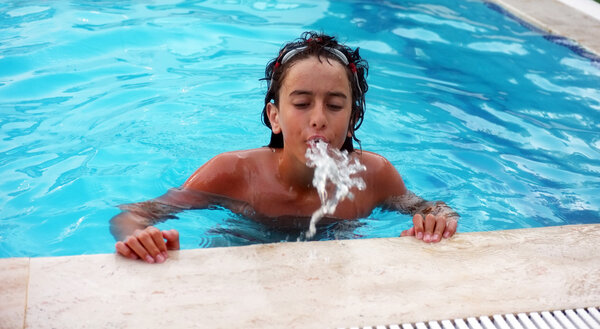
267, 102, 282, 134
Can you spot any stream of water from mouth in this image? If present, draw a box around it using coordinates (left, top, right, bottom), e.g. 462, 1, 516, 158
305, 141, 367, 238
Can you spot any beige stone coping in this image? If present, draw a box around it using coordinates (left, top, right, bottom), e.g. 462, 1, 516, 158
0, 258, 28, 329
487, 0, 600, 56
1, 224, 599, 329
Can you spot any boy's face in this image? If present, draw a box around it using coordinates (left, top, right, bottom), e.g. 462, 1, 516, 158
267, 56, 353, 163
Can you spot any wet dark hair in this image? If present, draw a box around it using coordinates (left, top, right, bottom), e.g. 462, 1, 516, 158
261, 31, 369, 152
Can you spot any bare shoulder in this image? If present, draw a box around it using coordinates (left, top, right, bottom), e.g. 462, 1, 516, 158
357, 150, 395, 173
183, 148, 273, 197
356, 150, 407, 200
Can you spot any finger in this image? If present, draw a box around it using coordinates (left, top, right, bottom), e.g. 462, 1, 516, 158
432, 216, 446, 242
147, 227, 168, 258
115, 241, 139, 260
412, 214, 424, 240
443, 219, 458, 238
400, 227, 415, 237
423, 214, 436, 242
163, 229, 180, 250
136, 229, 165, 263
125, 235, 154, 264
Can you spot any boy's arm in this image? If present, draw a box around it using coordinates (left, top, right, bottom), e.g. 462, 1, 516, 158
110, 152, 245, 263
110, 187, 213, 263
383, 190, 460, 242
384, 190, 460, 221
110, 199, 181, 241
366, 152, 459, 242
109, 185, 214, 239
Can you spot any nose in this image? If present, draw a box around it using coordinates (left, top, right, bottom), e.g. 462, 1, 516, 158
310, 103, 327, 130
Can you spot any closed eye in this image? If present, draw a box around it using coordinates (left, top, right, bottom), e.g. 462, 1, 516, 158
294, 103, 310, 108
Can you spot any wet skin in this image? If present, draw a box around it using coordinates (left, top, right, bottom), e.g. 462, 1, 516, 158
111, 56, 458, 264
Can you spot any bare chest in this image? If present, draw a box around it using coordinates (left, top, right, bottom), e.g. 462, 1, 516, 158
247, 184, 375, 220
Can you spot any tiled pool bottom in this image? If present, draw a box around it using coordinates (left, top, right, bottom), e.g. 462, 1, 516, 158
2, 224, 599, 329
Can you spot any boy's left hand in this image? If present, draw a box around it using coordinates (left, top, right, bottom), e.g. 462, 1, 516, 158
400, 213, 457, 243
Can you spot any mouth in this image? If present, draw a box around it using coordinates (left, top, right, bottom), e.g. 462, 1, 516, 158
306, 136, 329, 147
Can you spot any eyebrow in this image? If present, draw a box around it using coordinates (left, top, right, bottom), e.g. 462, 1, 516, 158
289, 90, 348, 99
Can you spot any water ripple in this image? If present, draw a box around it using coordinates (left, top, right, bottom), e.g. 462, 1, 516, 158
1, 0, 600, 257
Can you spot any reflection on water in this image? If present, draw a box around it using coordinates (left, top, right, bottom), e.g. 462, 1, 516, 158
1, 0, 599, 257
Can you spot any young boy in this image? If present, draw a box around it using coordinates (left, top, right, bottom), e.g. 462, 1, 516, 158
111, 32, 459, 264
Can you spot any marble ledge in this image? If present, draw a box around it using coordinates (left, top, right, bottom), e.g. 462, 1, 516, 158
0, 257, 28, 329
486, 0, 600, 56
1, 224, 599, 329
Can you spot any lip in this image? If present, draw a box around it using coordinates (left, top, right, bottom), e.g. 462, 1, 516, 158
306, 135, 329, 145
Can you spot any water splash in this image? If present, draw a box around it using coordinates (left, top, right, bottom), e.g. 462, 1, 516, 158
305, 141, 366, 238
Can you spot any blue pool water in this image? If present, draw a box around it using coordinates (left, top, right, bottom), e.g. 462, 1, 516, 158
1, 1, 599, 258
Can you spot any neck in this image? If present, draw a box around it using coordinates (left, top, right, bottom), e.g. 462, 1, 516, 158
277, 150, 314, 192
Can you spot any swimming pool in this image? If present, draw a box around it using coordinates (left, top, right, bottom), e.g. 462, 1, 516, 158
1, 0, 599, 258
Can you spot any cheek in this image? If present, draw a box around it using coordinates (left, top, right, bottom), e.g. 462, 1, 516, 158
340, 111, 353, 130
278, 110, 301, 139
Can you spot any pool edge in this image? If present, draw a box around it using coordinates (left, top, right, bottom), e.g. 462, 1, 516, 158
485, 0, 600, 57
2, 224, 599, 329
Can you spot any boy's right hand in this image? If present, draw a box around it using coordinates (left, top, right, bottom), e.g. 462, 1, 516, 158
115, 227, 180, 264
